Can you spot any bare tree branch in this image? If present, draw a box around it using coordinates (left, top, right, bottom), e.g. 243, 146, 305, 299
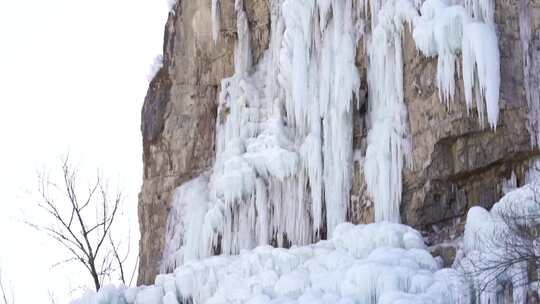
27, 157, 137, 291
459, 182, 540, 299
0, 268, 13, 304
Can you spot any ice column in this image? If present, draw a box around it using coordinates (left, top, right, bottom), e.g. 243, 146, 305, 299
364, 0, 416, 223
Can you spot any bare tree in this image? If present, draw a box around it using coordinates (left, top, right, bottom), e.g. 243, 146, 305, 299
0, 267, 14, 304
29, 157, 133, 291
459, 182, 540, 301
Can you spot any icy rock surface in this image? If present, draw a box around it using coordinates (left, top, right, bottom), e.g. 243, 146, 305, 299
72, 223, 471, 304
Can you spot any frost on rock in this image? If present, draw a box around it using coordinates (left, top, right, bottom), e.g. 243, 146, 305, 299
73, 223, 472, 304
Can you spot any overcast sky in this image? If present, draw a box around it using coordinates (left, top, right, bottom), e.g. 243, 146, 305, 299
0, 0, 170, 302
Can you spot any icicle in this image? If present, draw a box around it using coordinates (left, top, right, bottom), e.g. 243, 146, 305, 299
519, 0, 540, 147
211, 0, 221, 43
364, 0, 416, 223
413, 1, 468, 105
235, 4, 252, 76
464, 0, 494, 24
322, 0, 359, 236
160, 175, 211, 271
462, 21, 500, 129
413, 0, 500, 129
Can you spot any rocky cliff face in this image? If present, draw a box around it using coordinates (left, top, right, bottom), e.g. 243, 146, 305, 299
138, 0, 540, 284
138, 0, 270, 284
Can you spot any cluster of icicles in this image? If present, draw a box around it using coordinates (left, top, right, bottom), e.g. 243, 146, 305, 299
160, 0, 502, 271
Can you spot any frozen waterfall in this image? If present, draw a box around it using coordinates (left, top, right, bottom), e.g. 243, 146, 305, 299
160, 0, 501, 269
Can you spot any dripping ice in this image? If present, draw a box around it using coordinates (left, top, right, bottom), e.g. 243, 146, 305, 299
413, 0, 500, 129
161, 0, 364, 265
159, 0, 504, 267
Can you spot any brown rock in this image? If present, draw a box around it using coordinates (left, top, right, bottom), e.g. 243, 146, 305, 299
137, 0, 270, 285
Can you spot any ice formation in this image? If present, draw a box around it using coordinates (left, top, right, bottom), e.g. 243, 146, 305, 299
161, 176, 212, 272
461, 166, 540, 303
156, 0, 505, 268
212, 0, 221, 43
413, 0, 500, 129
148, 55, 164, 82
364, 0, 501, 222
364, 0, 416, 223
160, 0, 364, 267
71, 1, 522, 302
72, 222, 472, 304
519, 0, 540, 147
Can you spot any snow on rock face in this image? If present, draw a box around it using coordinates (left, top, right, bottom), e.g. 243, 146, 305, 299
72, 223, 471, 304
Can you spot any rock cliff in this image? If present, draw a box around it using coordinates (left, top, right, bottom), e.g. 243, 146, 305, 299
138, 0, 540, 284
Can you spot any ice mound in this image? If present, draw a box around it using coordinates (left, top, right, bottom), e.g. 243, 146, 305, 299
461, 177, 540, 303
72, 222, 470, 304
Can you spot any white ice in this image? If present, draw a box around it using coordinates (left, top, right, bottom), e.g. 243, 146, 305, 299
461, 161, 540, 303
413, 0, 500, 129
72, 222, 471, 304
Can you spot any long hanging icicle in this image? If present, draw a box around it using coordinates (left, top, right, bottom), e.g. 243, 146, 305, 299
364, 0, 501, 222
212, 0, 221, 43
413, 0, 501, 129
321, 0, 359, 235
364, 0, 416, 223
160, 0, 362, 266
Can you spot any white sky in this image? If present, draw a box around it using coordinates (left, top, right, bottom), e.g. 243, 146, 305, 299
0, 0, 170, 302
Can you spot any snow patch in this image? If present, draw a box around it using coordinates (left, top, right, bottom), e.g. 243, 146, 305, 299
147, 55, 163, 82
